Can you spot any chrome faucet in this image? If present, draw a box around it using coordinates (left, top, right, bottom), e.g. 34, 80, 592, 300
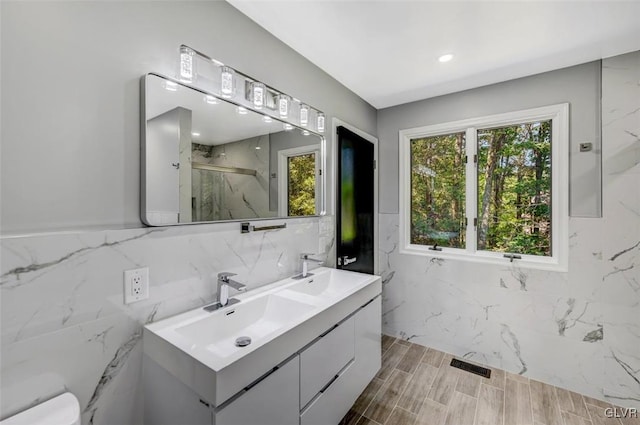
299, 253, 324, 278
204, 272, 246, 311
217, 272, 246, 306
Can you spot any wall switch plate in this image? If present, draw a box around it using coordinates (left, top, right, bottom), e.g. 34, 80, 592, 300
124, 267, 149, 304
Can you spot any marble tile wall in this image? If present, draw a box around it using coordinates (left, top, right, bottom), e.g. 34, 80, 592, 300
0, 215, 334, 424
379, 51, 639, 409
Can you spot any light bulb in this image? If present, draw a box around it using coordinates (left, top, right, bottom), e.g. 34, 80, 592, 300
283, 123, 293, 131
163, 81, 178, 92
179, 46, 196, 83
317, 112, 325, 133
277, 95, 291, 118
263, 115, 273, 123
255, 146, 261, 150
192, 132, 200, 136
237, 106, 248, 115
204, 95, 218, 105
300, 104, 309, 127
438, 54, 454, 63
220, 66, 235, 98
252, 82, 266, 109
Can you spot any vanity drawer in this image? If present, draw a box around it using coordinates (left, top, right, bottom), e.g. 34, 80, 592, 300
300, 361, 354, 425
215, 356, 299, 425
300, 316, 355, 408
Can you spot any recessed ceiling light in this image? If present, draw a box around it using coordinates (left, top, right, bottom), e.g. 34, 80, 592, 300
438, 54, 454, 63
191, 132, 200, 136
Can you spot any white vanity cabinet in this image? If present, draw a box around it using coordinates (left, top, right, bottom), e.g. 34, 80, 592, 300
143, 268, 382, 425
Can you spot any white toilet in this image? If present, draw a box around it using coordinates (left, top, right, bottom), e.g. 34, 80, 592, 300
0, 393, 81, 425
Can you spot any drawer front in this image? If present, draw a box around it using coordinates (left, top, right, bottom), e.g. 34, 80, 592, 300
300, 361, 355, 425
215, 356, 299, 425
300, 316, 355, 408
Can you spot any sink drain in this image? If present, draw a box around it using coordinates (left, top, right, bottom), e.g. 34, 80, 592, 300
235, 336, 251, 347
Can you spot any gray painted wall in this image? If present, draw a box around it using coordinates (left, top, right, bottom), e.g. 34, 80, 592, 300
377, 61, 602, 217
0, 1, 376, 234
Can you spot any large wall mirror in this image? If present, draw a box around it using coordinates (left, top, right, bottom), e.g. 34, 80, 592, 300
141, 73, 325, 226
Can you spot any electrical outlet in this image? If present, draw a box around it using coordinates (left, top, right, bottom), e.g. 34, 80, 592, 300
124, 267, 149, 304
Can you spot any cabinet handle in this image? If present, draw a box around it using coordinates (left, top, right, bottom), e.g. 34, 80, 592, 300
319, 374, 340, 394
319, 324, 339, 338
244, 365, 279, 391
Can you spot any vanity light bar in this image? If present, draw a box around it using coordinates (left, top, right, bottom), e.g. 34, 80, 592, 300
177, 44, 326, 133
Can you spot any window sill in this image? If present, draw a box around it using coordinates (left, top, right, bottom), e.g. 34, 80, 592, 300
399, 244, 568, 272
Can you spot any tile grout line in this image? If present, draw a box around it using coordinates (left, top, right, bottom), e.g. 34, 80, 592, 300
553, 382, 566, 425
361, 378, 385, 421
387, 369, 412, 425
471, 381, 481, 425
528, 377, 536, 425
442, 366, 464, 425
502, 379, 507, 425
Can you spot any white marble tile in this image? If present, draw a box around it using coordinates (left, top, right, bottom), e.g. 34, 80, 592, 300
0, 216, 333, 423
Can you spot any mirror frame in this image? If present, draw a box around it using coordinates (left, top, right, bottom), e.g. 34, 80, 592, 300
140, 73, 326, 227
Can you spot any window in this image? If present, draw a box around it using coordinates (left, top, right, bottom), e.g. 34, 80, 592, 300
277, 145, 321, 216
399, 104, 568, 270
287, 152, 317, 216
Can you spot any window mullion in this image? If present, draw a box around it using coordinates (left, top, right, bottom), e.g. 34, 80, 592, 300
465, 127, 477, 254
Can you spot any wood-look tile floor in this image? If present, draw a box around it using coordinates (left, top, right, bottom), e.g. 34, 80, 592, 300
340, 335, 640, 425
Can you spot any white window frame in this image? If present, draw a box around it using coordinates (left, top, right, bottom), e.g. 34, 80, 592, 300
399, 103, 569, 271
277, 144, 321, 216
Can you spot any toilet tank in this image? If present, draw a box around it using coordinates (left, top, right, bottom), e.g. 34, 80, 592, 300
0, 393, 80, 425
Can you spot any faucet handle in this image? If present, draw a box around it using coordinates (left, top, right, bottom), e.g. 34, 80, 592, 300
300, 253, 314, 260
217, 272, 237, 282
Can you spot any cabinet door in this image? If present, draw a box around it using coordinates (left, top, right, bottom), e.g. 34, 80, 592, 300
354, 296, 382, 382
215, 356, 299, 425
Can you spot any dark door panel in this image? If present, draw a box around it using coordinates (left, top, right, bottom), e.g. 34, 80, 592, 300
337, 126, 374, 274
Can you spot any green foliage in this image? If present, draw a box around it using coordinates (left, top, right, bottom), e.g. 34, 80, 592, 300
477, 121, 552, 256
288, 153, 316, 216
410, 133, 466, 248
410, 120, 552, 256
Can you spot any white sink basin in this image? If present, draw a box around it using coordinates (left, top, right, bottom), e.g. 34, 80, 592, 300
285, 269, 370, 299
143, 267, 381, 406
176, 294, 315, 358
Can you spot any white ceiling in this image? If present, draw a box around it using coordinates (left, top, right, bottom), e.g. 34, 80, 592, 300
228, 1, 640, 109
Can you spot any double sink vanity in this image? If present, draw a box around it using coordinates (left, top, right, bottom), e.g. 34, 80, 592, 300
143, 267, 382, 425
